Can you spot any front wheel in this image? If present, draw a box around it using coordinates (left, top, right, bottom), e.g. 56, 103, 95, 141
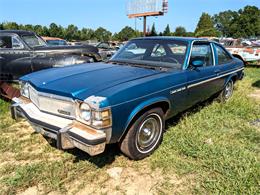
216, 79, 234, 102
120, 108, 165, 160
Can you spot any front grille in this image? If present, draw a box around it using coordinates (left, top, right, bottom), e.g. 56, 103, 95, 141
28, 85, 77, 118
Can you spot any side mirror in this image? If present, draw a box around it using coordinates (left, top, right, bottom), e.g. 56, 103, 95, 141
191, 60, 204, 67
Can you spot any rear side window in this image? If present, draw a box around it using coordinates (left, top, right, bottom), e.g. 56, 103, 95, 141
0, 36, 24, 49
0, 36, 12, 49
189, 43, 213, 66
215, 45, 232, 65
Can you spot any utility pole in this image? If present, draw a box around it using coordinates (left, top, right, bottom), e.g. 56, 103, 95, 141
143, 16, 147, 37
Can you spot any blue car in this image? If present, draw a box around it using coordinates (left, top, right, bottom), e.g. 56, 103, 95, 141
11, 37, 244, 160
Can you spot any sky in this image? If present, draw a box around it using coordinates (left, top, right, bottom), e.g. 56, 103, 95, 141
0, 0, 259, 33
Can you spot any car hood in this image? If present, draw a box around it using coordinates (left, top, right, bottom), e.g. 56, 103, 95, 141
21, 63, 162, 100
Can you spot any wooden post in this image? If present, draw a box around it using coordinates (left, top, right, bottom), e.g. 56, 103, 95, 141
143, 16, 146, 37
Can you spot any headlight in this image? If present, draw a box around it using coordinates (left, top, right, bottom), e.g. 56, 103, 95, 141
79, 103, 91, 122
78, 102, 112, 129
20, 82, 29, 98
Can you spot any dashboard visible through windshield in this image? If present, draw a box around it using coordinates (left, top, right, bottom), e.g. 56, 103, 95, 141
110, 39, 188, 69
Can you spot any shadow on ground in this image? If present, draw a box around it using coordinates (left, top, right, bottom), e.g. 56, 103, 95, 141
45, 137, 122, 168
53, 98, 216, 168
252, 80, 260, 88
166, 97, 215, 129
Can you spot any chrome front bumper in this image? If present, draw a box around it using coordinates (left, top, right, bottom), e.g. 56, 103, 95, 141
11, 97, 107, 156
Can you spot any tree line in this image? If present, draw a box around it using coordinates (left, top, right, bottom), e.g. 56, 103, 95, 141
0, 5, 259, 42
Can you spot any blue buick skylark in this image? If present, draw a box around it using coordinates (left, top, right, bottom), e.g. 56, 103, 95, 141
11, 37, 244, 160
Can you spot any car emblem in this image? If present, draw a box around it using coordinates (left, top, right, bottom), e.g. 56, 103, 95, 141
58, 109, 71, 116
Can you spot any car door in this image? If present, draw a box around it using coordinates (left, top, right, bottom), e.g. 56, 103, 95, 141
212, 44, 235, 91
185, 41, 218, 107
0, 34, 31, 80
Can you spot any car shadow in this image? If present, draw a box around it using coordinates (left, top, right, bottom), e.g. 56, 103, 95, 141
44, 97, 216, 168
165, 97, 215, 129
45, 138, 122, 168
252, 80, 260, 88
67, 144, 121, 167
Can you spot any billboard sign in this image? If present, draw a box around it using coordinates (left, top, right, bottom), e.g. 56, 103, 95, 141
127, 0, 168, 18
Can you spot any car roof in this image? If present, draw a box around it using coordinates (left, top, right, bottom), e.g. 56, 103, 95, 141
0, 30, 35, 36
132, 36, 207, 42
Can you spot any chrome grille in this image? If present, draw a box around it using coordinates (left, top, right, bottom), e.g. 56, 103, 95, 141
28, 85, 76, 118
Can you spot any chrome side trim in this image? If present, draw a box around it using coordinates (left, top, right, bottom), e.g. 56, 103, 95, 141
187, 67, 244, 89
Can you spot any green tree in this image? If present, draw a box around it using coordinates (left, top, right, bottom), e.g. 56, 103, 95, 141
213, 10, 238, 37
174, 26, 186, 36
195, 13, 219, 37
33, 25, 44, 36
163, 24, 171, 36
80, 28, 95, 40
94, 27, 112, 42
115, 26, 136, 41
24, 24, 34, 31
186, 32, 195, 37
2, 22, 19, 30
42, 26, 50, 36
65, 24, 80, 40
49, 23, 64, 38
0, 23, 4, 30
233, 6, 260, 38
149, 23, 157, 36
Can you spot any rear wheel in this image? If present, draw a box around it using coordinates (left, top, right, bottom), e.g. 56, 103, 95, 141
216, 79, 234, 102
120, 108, 165, 160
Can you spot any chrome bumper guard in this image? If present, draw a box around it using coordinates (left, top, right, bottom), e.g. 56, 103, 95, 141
11, 97, 106, 156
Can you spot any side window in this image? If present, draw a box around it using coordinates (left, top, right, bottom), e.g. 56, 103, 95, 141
0, 36, 12, 49
0, 36, 24, 49
215, 45, 232, 65
190, 43, 213, 66
12, 37, 24, 49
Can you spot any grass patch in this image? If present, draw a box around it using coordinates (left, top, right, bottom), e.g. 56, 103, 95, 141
151, 67, 260, 194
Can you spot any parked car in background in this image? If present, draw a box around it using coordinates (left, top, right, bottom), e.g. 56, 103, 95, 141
0, 30, 102, 82
96, 42, 119, 60
42, 36, 68, 46
11, 37, 244, 160
220, 38, 260, 64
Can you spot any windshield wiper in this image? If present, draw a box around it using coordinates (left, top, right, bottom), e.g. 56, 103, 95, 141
108, 60, 159, 70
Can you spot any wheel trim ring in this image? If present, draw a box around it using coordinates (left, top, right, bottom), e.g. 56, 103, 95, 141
224, 81, 233, 100
135, 113, 163, 154
137, 117, 159, 148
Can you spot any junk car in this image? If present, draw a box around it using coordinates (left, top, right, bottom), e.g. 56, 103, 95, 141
41, 36, 69, 46
220, 38, 260, 64
0, 30, 101, 81
11, 37, 244, 160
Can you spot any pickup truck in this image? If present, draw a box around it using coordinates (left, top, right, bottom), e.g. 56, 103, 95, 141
11, 37, 244, 160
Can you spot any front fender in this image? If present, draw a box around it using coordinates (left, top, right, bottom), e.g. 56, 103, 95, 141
120, 96, 170, 141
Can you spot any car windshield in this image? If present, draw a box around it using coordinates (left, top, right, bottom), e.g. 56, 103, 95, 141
110, 39, 188, 69
21, 35, 47, 48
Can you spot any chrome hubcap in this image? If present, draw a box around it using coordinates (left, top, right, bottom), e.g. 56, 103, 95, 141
224, 81, 233, 100
136, 114, 162, 153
